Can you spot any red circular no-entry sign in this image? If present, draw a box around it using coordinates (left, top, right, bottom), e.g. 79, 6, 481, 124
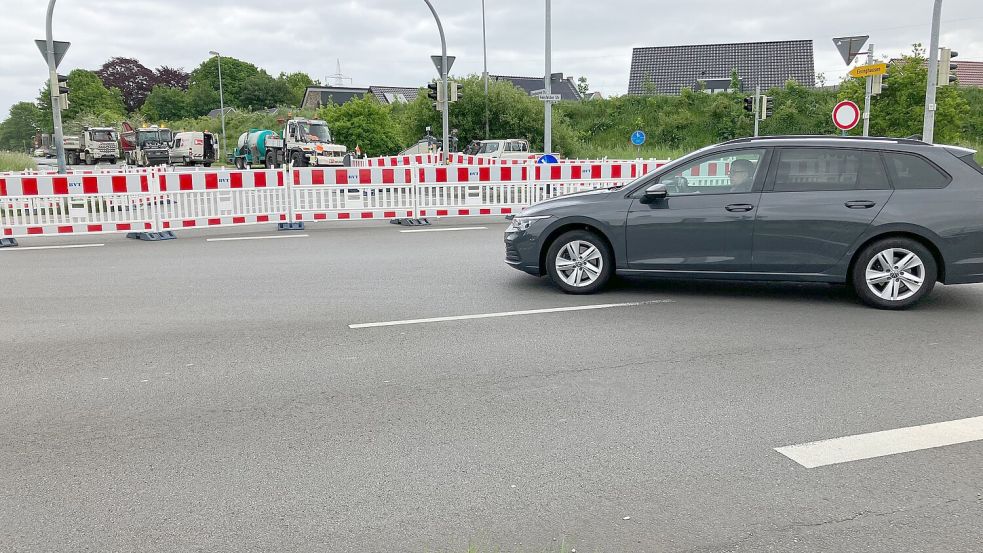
832, 101, 861, 131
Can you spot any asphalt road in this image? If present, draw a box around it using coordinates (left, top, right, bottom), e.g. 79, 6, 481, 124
2, 220, 982, 552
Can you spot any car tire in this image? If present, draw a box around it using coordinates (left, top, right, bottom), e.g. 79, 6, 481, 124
851, 237, 937, 310
545, 230, 613, 294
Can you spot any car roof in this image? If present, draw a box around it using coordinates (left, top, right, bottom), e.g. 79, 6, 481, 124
718, 135, 933, 149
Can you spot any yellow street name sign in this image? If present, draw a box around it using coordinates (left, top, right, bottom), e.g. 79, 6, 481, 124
850, 63, 888, 78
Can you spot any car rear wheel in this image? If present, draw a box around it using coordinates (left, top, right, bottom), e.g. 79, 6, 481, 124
545, 230, 613, 294
851, 237, 937, 310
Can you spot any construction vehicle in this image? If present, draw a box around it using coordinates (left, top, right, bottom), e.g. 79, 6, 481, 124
75, 127, 120, 165
169, 131, 218, 166
278, 118, 346, 167
121, 122, 172, 166
231, 129, 283, 169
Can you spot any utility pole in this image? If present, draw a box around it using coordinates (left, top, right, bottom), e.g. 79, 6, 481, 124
482, 0, 490, 140
45, 0, 67, 174
209, 51, 227, 158
544, 0, 552, 154
923, 0, 943, 143
423, 0, 450, 161
862, 44, 874, 137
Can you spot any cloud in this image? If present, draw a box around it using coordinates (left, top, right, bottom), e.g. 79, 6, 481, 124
2, 0, 982, 118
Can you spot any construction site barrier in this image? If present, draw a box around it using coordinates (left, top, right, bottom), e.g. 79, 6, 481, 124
1, 158, 674, 245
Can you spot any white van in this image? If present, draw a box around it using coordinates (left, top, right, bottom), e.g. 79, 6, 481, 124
169, 132, 218, 166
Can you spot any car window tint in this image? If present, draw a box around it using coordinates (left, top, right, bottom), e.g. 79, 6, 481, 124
773, 148, 888, 192
884, 152, 951, 189
658, 149, 765, 195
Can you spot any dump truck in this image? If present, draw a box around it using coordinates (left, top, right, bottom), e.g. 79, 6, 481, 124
121, 122, 172, 167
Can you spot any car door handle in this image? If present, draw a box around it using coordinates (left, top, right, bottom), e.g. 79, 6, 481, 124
845, 201, 877, 209
725, 204, 755, 212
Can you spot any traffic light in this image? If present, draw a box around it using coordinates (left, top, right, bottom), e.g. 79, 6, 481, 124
56, 73, 69, 111
759, 96, 774, 120
938, 47, 958, 86
743, 96, 755, 113
871, 73, 886, 95
427, 80, 446, 109
450, 82, 464, 103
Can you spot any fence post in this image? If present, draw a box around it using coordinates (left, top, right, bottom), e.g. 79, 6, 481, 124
411, 163, 420, 220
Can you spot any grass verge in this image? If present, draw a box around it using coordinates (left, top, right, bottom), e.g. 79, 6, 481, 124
0, 151, 37, 172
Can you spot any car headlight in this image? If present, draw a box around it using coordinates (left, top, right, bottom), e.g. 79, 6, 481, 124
507, 215, 551, 232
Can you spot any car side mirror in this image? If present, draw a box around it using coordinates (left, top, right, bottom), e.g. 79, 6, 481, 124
643, 183, 668, 202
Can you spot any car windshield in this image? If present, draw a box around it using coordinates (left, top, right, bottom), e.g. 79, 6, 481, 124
478, 142, 500, 154
297, 123, 331, 143
91, 130, 114, 142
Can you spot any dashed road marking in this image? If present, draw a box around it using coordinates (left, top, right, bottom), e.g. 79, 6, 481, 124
399, 227, 489, 233
206, 234, 309, 242
0, 243, 105, 251
776, 415, 983, 468
349, 300, 674, 329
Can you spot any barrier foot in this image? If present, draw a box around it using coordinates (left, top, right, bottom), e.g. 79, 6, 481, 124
390, 218, 431, 226
278, 222, 305, 231
158, 231, 177, 240
0, 238, 18, 248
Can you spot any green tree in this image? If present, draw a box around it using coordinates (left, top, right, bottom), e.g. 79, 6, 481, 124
141, 86, 191, 122
576, 76, 590, 97
278, 72, 317, 107
186, 83, 221, 118
316, 95, 401, 156
238, 72, 292, 110
0, 102, 43, 151
189, 56, 262, 109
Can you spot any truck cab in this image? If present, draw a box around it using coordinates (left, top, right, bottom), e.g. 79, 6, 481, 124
122, 125, 172, 167
284, 119, 346, 167
79, 127, 120, 165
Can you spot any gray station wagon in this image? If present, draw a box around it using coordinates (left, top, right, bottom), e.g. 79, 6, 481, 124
505, 136, 983, 309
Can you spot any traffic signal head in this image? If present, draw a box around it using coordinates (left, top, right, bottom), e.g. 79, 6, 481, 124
743, 96, 754, 113
427, 81, 439, 102
939, 48, 959, 86
56, 73, 69, 110
450, 82, 464, 102
760, 96, 774, 120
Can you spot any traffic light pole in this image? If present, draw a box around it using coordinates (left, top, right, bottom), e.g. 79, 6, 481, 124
423, 0, 450, 162
862, 44, 874, 137
923, 0, 943, 144
45, 0, 67, 174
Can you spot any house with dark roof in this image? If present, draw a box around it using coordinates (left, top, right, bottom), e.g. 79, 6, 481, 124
628, 40, 815, 95
302, 86, 371, 109
492, 74, 582, 101
955, 60, 983, 87
369, 86, 420, 104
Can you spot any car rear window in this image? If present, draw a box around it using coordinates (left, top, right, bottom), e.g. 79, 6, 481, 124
773, 148, 889, 192
958, 153, 983, 176
883, 152, 951, 189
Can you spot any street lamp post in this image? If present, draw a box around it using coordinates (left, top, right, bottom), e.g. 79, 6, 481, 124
423, 0, 450, 161
923, 0, 943, 144
45, 0, 67, 174
209, 51, 227, 158
482, 0, 489, 139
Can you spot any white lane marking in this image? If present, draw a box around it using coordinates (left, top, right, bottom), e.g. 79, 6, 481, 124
349, 300, 674, 329
776, 415, 983, 468
206, 234, 309, 242
399, 226, 489, 233
0, 243, 104, 252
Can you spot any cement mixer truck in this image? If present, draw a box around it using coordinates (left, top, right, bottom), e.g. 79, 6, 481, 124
231, 118, 347, 169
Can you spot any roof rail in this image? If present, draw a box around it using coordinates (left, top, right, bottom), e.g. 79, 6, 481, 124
720, 135, 928, 146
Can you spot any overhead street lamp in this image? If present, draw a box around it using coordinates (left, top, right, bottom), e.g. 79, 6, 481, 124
209, 51, 227, 158
423, 0, 450, 161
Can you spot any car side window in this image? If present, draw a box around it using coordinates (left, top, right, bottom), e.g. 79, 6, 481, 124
657, 149, 766, 195
772, 148, 889, 192
884, 152, 951, 189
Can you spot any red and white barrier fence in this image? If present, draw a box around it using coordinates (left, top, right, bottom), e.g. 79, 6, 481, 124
1, 158, 673, 244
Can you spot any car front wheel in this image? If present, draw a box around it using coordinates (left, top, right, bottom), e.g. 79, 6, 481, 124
545, 230, 613, 294
851, 237, 937, 309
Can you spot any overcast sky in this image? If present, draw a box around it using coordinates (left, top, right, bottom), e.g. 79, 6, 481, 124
2, 0, 982, 117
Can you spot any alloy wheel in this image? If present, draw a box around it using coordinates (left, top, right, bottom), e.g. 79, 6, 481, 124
865, 247, 925, 302
555, 240, 604, 287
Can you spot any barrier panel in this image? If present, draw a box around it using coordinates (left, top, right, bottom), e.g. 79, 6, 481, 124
415, 165, 534, 218
155, 170, 289, 230
291, 167, 417, 221
0, 173, 155, 239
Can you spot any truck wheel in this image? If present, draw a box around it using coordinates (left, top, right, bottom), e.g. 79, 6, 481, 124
84, 152, 93, 165
234, 157, 244, 170
265, 155, 276, 169
292, 152, 307, 168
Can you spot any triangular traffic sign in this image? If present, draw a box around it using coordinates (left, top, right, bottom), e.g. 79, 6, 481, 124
35, 39, 71, 68
832, 36, 868, 66
431, 55, 456, 75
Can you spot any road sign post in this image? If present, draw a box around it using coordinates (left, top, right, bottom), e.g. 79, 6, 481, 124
41, 0, 69, 174
862, 44, 874, 137
923, 0, 944, 143
424, 1, 450, 162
